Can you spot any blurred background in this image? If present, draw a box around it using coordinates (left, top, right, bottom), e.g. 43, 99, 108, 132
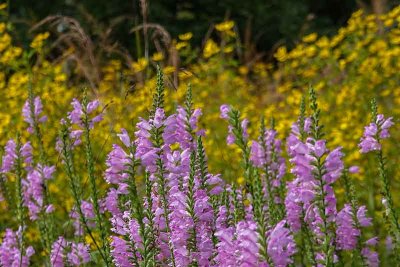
6, 0, 400, 54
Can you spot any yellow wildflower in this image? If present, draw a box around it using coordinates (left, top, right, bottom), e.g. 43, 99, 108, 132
170, 143, 180, 150
215, 20, 234, 32
275, 46, 288, 62
176, 42, 188, 51
0, 23, 6, 33
305, 45, 317, 57
30, 32, 50, 50
237, 176, 245, 185
243, 199, 251, 206
316, 36, 329, 48
319, 49, 330, 58
178, 32, 193, 41
203, 39, 220, 58
238, 66, 248, 75
163, 66, 175, 75
0, 33, 11, 52
178, 70, 193, 79
223, 45, 234, 53
384, 18, 394, 27
85, 233, 101, 250
132, 58, 148, 72
302, 33, 318, 43
151, 52, 164, 61
339, 59, 346, 70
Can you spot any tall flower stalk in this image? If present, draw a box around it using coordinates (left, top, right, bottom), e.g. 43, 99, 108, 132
251, 117, 286, 224
341, 168, 368, 265
134, 67, 177, 266
309, 88, 336, 266
81, 90, 110, 264
0, 149, 12, 210
23, 79, 55, 257
359, 99, 400, 261
14, 134, 26, 265
221, 105, 272, 264
59, 123, 108, 265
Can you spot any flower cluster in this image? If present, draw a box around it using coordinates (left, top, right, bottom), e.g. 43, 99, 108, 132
68, 98, 103, 129
0, 69, 399, 266
1, 139, 32, 173
22, 96, 47, 133
359, 114, 394, 153
23, 164, 55, 220
50, 236, 90, 267
0, 228, 34, 267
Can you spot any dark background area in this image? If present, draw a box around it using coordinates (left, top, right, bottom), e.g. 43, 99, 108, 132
6, 0, 400, 55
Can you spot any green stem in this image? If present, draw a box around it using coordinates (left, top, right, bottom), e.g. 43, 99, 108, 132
82, 93, 111, 265
0, 148, 12, 210
15, 134, 25, 267
228, 109, 272, 264
60, 125, 109, 265
259, 118, 279, 224
342, 170, 368, 266
309, 88, 334, 265
300, 207, 317, 266
27, 73, 55, 257
152, 124, 176, 267
187, 152, 199, 266
377, 150, 400, 253
126, 144, 157, 266
144, 172, 158, 265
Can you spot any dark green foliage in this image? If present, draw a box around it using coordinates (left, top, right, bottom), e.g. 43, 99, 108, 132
6, 0, 376, 57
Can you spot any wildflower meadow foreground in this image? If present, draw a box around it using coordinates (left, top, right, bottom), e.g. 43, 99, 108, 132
0, 69, 399, 266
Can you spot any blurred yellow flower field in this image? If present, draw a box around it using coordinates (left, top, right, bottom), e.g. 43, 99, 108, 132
2, 7, 400, 183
